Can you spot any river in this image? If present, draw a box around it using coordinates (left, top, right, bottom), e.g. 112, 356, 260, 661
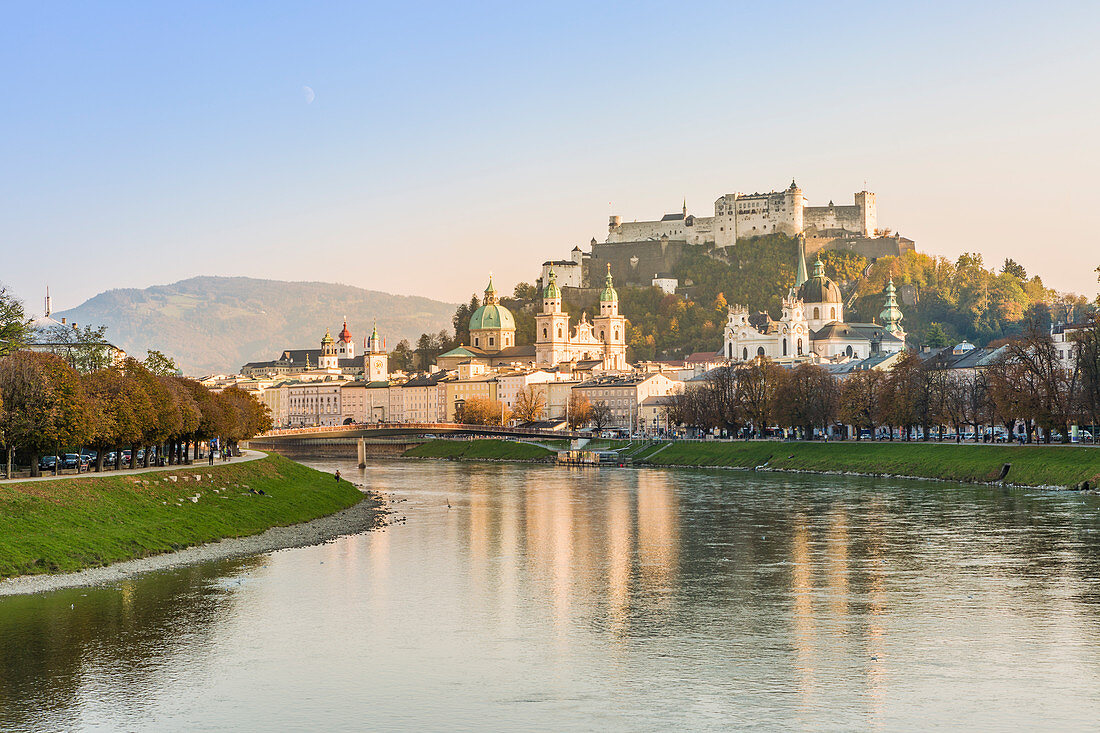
3, 456, 1100, 731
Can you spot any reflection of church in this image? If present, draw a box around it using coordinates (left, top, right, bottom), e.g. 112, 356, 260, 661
723, 239, 905, 362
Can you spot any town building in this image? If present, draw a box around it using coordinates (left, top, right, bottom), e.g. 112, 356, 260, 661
287, 377, 349, 427
573, 372, 681, 431
534, 264, 627, 371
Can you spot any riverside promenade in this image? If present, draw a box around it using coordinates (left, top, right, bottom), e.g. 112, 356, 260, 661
0, 450, 264, 484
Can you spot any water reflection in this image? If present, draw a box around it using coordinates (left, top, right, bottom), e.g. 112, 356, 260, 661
3, 459, 1100, 730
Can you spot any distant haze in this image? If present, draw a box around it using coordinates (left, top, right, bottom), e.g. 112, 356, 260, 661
2, 3, 1098, 311
54, 277, 456, 375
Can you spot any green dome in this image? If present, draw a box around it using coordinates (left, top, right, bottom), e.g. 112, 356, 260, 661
469, 302, 515, 331
600, 263, 618, 302
797, 257, 843, 304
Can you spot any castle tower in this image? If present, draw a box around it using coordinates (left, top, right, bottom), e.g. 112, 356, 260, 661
879, 279, 904, 338
318, 329, 339, 370
855, 190, 877, 235
535, 267, 571, 367
364, 322, 388, 381
593, 264, 627, 370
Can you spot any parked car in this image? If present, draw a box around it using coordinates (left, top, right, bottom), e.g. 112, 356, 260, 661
38, 455, 59, 471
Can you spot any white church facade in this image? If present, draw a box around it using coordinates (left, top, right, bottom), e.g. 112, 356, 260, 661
723, 241, 906, 363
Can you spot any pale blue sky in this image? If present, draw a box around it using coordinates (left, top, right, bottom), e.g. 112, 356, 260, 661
2, 1, 1098, 313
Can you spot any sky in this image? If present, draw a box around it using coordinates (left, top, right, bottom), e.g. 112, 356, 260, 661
2, 1, 1099, 314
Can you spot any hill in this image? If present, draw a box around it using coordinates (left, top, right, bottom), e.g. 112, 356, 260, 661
55, 276, 457, 375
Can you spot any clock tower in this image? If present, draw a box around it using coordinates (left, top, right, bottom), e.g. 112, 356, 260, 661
364, 323, 389, 381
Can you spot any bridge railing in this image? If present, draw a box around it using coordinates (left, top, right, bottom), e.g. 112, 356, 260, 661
258, 422, 582, 440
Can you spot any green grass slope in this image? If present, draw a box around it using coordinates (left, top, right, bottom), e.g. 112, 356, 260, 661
404, 439, 554, 461
0, 453, 367, 578
640, 441, 1100, 487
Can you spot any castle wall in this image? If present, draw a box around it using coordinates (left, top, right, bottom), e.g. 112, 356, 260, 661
805, 234, 915, 261
588, 240, 687, 288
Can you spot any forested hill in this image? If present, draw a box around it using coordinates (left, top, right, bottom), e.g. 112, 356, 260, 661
54, 276, 456, 375
445, 235, 1096, 365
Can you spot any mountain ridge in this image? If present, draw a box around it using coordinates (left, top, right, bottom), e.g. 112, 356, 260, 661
54, 276, 457, 375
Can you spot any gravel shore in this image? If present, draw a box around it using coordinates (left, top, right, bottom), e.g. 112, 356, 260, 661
0, 491, 389, 597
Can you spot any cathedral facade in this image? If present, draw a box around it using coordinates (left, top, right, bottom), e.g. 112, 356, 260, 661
535, 264, 627, 370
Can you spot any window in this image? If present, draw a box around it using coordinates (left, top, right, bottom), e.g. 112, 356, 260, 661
846, 345, 853, 357
543, 328, 548, 338
831, 307, 836, 319
742, 347, 748, 360
782, 338, 787, 356
813, 307, 820, 319
557, 327, 562, 338
757, 346, 765, 357
474, 337, 479, 347
797, 338, 803, 355
489, 337, 495, 346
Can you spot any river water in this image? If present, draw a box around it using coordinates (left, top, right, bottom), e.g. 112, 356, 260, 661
3, 457, 1100, 731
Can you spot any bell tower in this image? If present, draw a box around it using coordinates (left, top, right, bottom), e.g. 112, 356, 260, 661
364, 322, 389, 381
593, 264, 627, 370
535, 267, 571, 367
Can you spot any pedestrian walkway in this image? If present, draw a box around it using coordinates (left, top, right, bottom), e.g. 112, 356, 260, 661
0, 450, 266, 484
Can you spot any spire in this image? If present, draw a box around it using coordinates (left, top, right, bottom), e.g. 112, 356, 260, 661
543, 267, 561, 300
600, 263, 618, 303
812, 255, 825, 279
44, 286, 51, 318
338, 316, 352, 343
682, 198, 687, 216
484, 273, 498, 304
879, 279, 904, 336
795, 235, 809, 287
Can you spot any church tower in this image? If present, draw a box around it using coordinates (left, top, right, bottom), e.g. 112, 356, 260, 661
880, 279, 905, 339
364, 322, 389, 381
318, 329, 339, 370
535, 267, 571, 367
336, 317, 355, 358
593, 264, 627, 370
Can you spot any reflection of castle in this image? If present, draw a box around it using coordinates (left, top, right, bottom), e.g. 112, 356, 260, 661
723, 239, 906, 362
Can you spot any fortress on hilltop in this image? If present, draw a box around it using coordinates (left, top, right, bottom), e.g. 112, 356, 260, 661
607, 180, 879, 247
541, 181, 914, 292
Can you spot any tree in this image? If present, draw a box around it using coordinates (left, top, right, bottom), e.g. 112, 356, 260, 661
0, 286, 28, 357
567, 392, 592, 429
512, 386, 546, 423
390, 339, 414, 372
589, 400, 613, 431
40, 322, 116, 373
457, 396, 509, 426
838, 369, 886, 439
0, 350, 92, 475
775, 364, 838, 439
1002, 258, 1028, 280
737, 358, 784, 437
220, 386, 274, 448
82, 368, 153, 471
925, 323, 951, 348
143, 350, 179, 376
513, 282, 539, 300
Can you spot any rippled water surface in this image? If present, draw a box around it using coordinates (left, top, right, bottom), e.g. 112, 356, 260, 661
4, 457, 1100, 731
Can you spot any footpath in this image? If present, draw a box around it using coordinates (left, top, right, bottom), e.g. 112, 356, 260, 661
0, 450, 265, 485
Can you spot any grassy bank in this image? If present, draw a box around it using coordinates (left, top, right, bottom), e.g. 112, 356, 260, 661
403, 437, 1100, 488
404, 439, 554, 461
640, 441, 1100, 487
0, 452, 366, 578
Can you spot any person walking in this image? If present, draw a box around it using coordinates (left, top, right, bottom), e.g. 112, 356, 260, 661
334, 469, 341, 482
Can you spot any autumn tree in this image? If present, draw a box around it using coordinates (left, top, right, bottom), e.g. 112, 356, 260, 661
512, 386, 546, 423
775, 364, 838, 439
0, 351, 91, 475
143, 350, 179, 376
457, 396, 509, 426
0, 286, 28, 357
737, 358, 784, 437
838, 369, 886, 440
82, 368, 153, 471
567, 392, 592, 429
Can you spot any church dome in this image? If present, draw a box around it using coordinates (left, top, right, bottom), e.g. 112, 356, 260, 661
600, 263, 618, 302
470, 275, 515, 331
469, 302, 515, 331
798, 257, 843, 304
338, 319, 352, 343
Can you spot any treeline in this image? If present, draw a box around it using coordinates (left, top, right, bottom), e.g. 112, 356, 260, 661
669, 315, 1100, 443
0, 350, 271, 476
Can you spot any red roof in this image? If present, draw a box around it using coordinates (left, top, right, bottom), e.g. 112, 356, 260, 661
338, 320, 352, 342
686, 351, 722, 364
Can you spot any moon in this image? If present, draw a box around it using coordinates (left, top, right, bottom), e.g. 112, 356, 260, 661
303, 86, 315, 104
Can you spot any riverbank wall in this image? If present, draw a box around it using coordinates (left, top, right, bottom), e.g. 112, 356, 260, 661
0, 452, 372, 579
402, 439, 1100, 489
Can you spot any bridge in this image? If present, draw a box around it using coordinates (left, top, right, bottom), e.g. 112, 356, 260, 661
245, 422, 581, 466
